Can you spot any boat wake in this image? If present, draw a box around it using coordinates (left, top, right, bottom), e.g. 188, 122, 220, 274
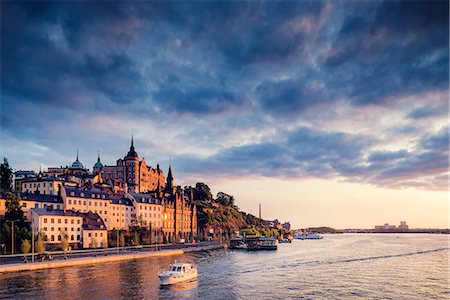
309, 247, 450, 266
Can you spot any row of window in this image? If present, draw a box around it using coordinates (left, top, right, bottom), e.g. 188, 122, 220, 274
68, 199, 108, 207
43, 218, 81, 225
44, 227, 81, 232
50, 234, 80, 242
139, 213, 160, 219
139, 205, 161, 211
23, 182, 54, 188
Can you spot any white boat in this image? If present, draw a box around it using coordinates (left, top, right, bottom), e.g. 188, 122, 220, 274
294, 233, 323, 240
158, 262, 198, 285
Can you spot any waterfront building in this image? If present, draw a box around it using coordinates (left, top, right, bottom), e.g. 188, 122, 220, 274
30, 207, 83, 246
81, 211, 108, 248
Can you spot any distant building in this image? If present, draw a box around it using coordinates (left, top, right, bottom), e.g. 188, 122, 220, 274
14, 170, 36, 192
93, 137, 165, 193
282, 222, 291, 231
398, 221, 409, 230
374, 223, 397, 230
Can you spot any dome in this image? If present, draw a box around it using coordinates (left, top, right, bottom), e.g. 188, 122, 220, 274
71, 151, 84, 169
71, 159, 84, 169
94, 161, 103, 168
94, 152, 103, 168
125, 135, 139, 159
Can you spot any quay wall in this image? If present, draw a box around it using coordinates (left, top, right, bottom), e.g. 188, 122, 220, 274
0, 244, 224, 274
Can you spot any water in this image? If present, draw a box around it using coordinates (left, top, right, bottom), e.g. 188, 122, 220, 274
0, 234, 448, 299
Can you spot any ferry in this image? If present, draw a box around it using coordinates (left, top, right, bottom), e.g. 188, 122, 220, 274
245, 237, 278, 250
158, 262, 198, 285
294, 233, 323, 240
229, 237, 247, 249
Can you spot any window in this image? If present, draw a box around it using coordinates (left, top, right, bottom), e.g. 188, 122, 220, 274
44, 218, 47, 223
100, 233, 103, 237
89, 201, 92, 206
51, 219, 54, 224
99, 202, 102, 207
95, 233, 98, 237
81, 193, 84, 197
79, 200, 82, 205
22, 203, 27, 208
50, 191, 53, 195
44, 204, 47, 208
77, 235, 80, 240
51, 227, 54, 231
49, 182, 53, 187
58, 227, 61, 231
88, 233, 91, 237
58, 219, 61, 224
58, 235, 61, 241
44, 227, 47, 231
71, 219, 74, 224
71, 235, 74, 241
65, 219, 68, 224
35, 204, 39, 208
68, 200, 72, 204
51, 235, 54, 241
77, 219, 81, 224
84, 201, 86, 205
71, 192, 75, 196
94, 202, 97, 206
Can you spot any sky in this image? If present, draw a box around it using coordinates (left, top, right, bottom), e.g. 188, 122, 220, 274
1, 1, 448, 228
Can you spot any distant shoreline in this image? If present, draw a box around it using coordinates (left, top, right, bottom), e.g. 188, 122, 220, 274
338, 230, 449, 234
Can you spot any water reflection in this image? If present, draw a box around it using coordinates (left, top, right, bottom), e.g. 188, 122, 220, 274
158, 279, 198, 299
0, 235, 448, 300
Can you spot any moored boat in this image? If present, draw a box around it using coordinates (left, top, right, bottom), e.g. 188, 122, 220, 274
293, 233, 323, 240
158, 262, 198, 286
246, 237, 278, 250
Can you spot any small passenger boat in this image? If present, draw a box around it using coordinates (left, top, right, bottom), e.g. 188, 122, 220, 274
158, 262, 198, 285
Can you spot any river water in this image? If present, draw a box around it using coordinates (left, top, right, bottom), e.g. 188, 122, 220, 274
0, 234, 448, 299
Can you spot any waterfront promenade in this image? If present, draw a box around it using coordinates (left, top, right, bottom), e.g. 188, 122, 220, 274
0, 241, 224, 274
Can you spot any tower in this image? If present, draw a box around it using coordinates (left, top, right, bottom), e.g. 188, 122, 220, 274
166, 163, 174, 192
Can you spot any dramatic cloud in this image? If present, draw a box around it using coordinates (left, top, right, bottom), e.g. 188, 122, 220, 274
1, 0, 448, 191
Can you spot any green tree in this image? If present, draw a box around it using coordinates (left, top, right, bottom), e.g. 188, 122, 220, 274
0, 158, 13, 192
216, 192, 235, 206
194, 182, 213, 202
21, 239, 31, 262
119, 232, 125, 247
4, 192, 24, 221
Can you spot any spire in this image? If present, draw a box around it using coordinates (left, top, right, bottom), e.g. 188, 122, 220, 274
76, 149, 79, 161
166, 159, 174, 191
131, 132, 134, 148
97, 150, 101, 163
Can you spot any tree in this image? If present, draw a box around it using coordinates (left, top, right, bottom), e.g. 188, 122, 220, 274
194, 182, 213, 202
91, 237, 98, 248
21, 240, 31, 262
4, 192, 24, 222
216, 192, 235, 206
0, 158, 13, 192
119, 232, 125, 247
133, 232, 139, 246
36, 232, 46, 254
60, 231, 69, 258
